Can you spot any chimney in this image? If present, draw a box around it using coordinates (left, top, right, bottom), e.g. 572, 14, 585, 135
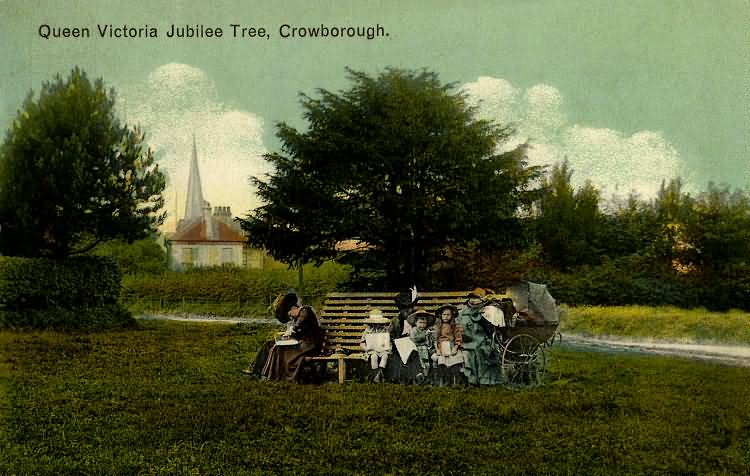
203, 200, 214, 240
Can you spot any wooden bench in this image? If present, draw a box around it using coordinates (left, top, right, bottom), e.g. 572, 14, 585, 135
306, 291, 471, 383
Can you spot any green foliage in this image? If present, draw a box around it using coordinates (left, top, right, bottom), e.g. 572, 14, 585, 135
531, 255, 750, 311
2, 321, 749, 475
680, 183, 750, 276
426, 243, 543, 291
531, 255, 699, 308
0, 255, 134, 329
535, 159, 605, 269
92, 236, 168, 275
241, 67, 543, 289
525, 168, 750, 310
0, 255, 122, 309
122, 262, 351, 304
0, 67, 166, 258
0, 303, 134, 330
597, 194, 663, 259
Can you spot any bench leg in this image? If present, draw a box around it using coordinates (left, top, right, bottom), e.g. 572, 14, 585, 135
337, 356, 346, 384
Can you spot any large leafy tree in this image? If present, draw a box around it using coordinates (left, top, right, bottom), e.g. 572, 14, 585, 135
534, 159, 604, 269
679, 183, 750, 276
241, 68, 542, 288
0, 67, 166, 258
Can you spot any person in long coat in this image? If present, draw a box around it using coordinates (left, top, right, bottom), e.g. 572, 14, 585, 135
385, 287, 424, 383
456, 288, 502, 385
251, 292, 323, 383
245, 292, 293, 377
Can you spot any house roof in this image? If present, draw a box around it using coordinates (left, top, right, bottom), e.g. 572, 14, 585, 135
335, 239, 373, 251
169, 218, 246, 243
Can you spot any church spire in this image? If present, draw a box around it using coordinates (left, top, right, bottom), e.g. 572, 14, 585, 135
183, 133, 205, 221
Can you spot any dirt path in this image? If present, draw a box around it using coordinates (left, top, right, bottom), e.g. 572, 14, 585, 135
561, 333, 750, 367
137, 312, 278, 325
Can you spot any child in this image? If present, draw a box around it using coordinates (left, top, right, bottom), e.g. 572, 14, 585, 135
361, 308, 392, 382
408, 310, 436, 383
434, 304, 465, 386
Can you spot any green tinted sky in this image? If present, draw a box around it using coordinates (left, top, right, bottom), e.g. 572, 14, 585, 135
1, 0, 747, 228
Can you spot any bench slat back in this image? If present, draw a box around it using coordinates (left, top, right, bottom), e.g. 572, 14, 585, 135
318, 291, 472, 355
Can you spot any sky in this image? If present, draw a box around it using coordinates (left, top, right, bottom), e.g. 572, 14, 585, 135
1, 0, 748, 231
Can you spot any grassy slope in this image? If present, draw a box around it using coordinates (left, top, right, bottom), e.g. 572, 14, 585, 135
1, 321, 748, 475
560, 305, 750, 344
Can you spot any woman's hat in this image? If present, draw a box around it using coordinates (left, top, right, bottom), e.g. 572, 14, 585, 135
273, 292, 299, 323
364, 308, 391, 325
435, 304, 458, 318
468, 287, 488, 299
406, 309, 435, 327
394, 286, 419, 309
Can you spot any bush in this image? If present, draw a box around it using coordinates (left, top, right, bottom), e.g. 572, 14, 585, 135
0, 303, 135, 330
91, 237, 168, 275
0, 255, 134, 329
529, 255, 750, 311
121, 261, 351, 303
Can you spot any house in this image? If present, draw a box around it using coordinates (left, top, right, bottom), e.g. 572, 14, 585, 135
165, 136, 267, 270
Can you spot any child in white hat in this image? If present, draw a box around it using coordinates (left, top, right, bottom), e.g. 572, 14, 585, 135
361, 308, 392, 382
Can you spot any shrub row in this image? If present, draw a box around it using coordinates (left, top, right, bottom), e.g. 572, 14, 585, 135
121, 254, 750, 312
121, 262, 351, 304
0, 255, 122, 308
0, 255, 134, 329
0, 303, 134, 330
530, 255, 750, 311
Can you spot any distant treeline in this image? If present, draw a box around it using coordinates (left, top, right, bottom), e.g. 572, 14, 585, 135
455, 164, 750, 311
106, 166, 750, 311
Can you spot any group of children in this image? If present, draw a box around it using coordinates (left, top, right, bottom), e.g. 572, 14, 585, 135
360, 302, 466, 386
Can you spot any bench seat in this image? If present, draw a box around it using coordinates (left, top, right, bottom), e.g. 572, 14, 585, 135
307, 291, 471, 383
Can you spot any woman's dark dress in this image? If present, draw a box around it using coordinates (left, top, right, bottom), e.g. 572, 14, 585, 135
259, 306, 323, 382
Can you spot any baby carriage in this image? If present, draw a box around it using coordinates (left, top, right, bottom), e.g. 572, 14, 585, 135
483, 282, 560, 388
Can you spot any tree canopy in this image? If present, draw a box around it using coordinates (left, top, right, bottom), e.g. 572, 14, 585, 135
0, 67, 166, 258
534, 159, 603, 269
240, 67, 542, 288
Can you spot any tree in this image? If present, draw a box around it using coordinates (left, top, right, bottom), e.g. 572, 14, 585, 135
91, 236, 168, 275
0, 67, 166, 258
240, 68, 542, 288
680, 183, 750, 276
534, 159, 604, 269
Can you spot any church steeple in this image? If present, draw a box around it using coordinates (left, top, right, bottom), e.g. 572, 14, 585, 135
183, 134, 205, 221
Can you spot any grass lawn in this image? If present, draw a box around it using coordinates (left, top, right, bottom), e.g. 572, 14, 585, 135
1, 320, 748, 475
560, 305, 750, 345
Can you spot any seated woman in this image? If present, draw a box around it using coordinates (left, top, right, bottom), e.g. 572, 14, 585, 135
385, 287, 425, 384
247, 291, 323, 383
456, 288, 502, 386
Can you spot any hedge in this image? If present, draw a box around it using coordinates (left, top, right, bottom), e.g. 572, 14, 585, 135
0, 255, 134, 329
529, 255, 750, 311
121, 262, 351, 303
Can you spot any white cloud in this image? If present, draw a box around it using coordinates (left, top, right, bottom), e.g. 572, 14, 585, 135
523, 84, 565, 141
461, 76, 520, 126
118, 63, 269, 231
461, 76, 692, 201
